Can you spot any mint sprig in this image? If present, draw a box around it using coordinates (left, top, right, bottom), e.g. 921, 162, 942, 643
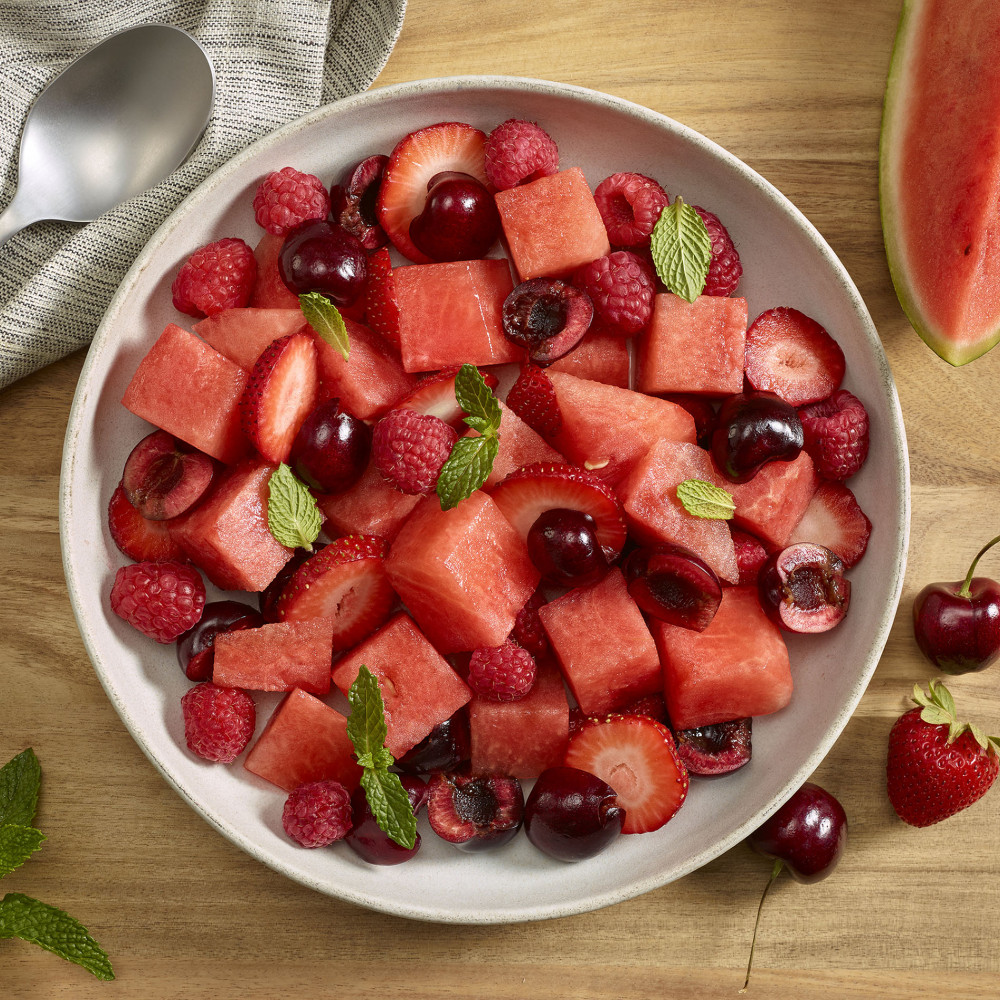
346, 666, 418, 850
300, 292, 350, 359
650, 196, 712, 303
436, 364, 502, 510
267, 463, 322, 550
676, 479, 735, 520
0, 749, 113, 980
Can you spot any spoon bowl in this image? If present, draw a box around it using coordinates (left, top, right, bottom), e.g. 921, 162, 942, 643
0, 24, 214, 246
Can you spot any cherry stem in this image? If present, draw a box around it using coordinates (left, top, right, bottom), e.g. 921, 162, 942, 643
739, 858, 784, 994
960, 534, 1000, 598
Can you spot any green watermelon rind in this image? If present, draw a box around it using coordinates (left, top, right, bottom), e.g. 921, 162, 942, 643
878, 0, 1000, 367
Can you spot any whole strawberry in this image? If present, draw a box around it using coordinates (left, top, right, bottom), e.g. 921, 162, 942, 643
886, 680, 1000, 826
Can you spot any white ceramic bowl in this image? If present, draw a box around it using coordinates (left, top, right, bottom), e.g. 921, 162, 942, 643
60, 76, 909, 923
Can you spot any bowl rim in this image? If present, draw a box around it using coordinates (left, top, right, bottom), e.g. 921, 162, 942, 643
59, 74, 911, 923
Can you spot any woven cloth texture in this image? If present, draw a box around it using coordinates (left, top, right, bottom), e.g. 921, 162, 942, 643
0, 0, 406, 389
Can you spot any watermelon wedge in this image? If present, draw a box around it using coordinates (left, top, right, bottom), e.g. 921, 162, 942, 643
880, 0, 1000, 365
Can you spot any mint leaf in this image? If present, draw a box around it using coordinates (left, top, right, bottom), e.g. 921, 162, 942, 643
676, 479, 735, 519
267, 463, 322, 550
0, 825, 45, 878
345, 666, 417, 850
0, 749, 41, 827
454, 363, 501, 432
300, 292, 349, 359
360, 769, 417, 851
436, 435, 500, 511
650, 196, 712, 303
0, 893, 114, 981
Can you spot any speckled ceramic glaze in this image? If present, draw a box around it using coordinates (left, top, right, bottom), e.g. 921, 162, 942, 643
60, 77, 910, 923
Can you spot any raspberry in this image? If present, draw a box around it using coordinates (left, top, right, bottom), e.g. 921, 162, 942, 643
372, 408, 458, 495
467, 640, 537, 701
731, 528, 769, 585
509, 587, 549, 658
694, 206, 742, 297
573, 250, 656, 335
484, 119, 559, 191
505, 364, 562, 440
252, 166, 331, 236
170, 237, 256, 318
110, 560, 206, 643
180, 682, 255, 763
594, 172, 669, 247
282, 780, 353, 848
798, 389, 870, 480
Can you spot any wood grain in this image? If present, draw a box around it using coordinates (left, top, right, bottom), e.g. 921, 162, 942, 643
3, 1, 1000, 995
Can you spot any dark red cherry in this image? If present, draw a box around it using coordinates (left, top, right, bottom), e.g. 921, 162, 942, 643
121, 429, 214, 520
524, 766, 624, 861
426, 771, 523, 852
408, 171, 500, 262
711, 391, 803, 483
527, 507, 608, 588
758, 542, 850, 633
289, 398, 371, 495
394, 712, 471, 775
674, 718, 752, 775
501, 278, 594, 364
278, 220, 368, 306
344, 774, 426, 865
623, 543, 723, 631
176, 600, 263, 681
329, 154, 389, 249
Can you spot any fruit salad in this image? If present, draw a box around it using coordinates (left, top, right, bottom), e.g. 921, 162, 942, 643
106, 115, 873, 865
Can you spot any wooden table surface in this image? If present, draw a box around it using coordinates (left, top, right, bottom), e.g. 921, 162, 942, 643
3, 1, 999, 996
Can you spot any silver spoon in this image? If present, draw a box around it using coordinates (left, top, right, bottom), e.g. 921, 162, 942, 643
0, 23, 214, 247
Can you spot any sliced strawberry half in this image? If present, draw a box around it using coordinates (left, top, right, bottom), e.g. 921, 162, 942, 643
504, 364, 562, 440
363, 247, 400, 348
564, 714, 689, 834
744, 307, 846, 407
376, 121, 490, 264
490, 461, 627, 560
276, 534, 395, 650
239, 332, 319, 464
787, 481, 872, 568
107, 483, 186, 563
395, 365, 500, 430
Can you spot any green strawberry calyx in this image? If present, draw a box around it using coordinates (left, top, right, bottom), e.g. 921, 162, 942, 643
912, 680, 1000, 755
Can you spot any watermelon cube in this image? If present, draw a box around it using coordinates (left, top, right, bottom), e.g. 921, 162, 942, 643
546, 371, 697, 485
637, 294, 748, 395
121, 323, 249, 464
480, 400, 565, 488
385, 491, 540, 653
617, 437, 740, 584
195, 307, 306, 370
315, 455, 420, 541
538, 567, 661, 716
547, 321, 631, 388
392, 258, 520, 373
250, 232, 300, 309
212, 619, 333, 695
313, 317, 416, 420
169, 458, 294, 592
468, 659, 569, 778
495, 167, 610, 280
652, 586, 792, 730
728, 450, 819, 549
244, 688, 361, 792
331, 612, 472, 758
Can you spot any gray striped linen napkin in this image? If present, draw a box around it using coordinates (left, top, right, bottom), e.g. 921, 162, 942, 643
0, 0, 406, 390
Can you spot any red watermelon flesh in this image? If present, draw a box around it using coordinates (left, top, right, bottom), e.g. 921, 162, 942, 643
880, 0, 1000, 365
538, 567, 661, 717
727, 450, 818, 550
652, 585, 792, 730
495, 166, 610, 280
617, 438, 740, 584
212, 619, 333, 695
545, 370, 697, 485
547, 321, 631, 388
169, 458, 294, 592
468, 658, 569, 778
250, 233, 300, 309
331, 612, 472, 758
477, 400, 565, 489
385, 490, 540, 653
315, 455, 420, 541
244, 688, 361, 792
392, 258, 520, 373
121, 323, 250, 465
195, 307, 306, 370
